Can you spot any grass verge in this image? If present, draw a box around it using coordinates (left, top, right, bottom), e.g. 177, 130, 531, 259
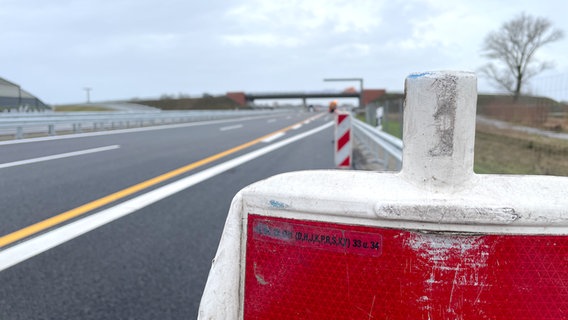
383, 121, 402, 139
54, 105, 113, 112
474, 123, 568, 176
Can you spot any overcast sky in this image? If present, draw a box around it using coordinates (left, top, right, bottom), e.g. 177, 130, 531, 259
2, 0, 568, 104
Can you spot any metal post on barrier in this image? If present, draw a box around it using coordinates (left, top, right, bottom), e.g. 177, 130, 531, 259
15, 126, 23, 139
199, 71, 568, 319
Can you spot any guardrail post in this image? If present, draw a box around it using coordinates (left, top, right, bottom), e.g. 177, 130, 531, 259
48, 124, 55, 136
16, 126, 23, 139
365, 103, 378, 126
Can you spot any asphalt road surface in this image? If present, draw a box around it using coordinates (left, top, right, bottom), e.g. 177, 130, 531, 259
0, 111, 336, 319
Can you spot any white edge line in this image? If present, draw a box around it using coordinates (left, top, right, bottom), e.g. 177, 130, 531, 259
220, 124, 243, 131
261, 132, 285, 143
0, 121, 333, 271
0, 145, 121, 169
291, 124, 302, 130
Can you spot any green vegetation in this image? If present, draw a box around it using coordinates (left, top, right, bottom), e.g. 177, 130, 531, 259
477, 94, 558, 108
355, 113, 401, 138
383, 120, 402, 139
372, 93, 404, 102
54, 105, 113, 112
474, 123, 568, 176
136, 95, 246, 110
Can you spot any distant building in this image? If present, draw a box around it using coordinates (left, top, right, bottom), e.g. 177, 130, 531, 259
0, 77, 49, 111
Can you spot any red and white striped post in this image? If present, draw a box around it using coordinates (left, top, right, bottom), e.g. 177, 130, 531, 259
334, 111, 351, 168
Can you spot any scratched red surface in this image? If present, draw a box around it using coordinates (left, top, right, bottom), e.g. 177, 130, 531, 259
244, 214, 568, 319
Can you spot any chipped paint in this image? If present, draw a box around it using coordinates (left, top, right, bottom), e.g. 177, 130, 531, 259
375, 201, 519, 224
409, 234, 472, 262
408, 72, 432, 79
429, 74, 458, 157
269, 200, 288, 209
253, 262, 268, 286
406, 232, 491, 316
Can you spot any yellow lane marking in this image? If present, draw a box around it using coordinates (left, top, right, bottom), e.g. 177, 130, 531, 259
0, 113, 327, 248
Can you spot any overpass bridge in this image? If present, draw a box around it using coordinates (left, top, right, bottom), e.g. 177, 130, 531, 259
226, 89, 386, 108
0, 77, 49, 112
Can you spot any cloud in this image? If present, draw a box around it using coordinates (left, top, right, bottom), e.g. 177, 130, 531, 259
229, 0, 384, 33
3, 0, 568, 103
375, 0, 498, 72
330, 43, 372, 57
223, 0, 385, 48
221, 34, 301, 47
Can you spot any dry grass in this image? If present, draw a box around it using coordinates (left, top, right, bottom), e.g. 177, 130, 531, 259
474, 122, 568, 176
54, 105, 113, 112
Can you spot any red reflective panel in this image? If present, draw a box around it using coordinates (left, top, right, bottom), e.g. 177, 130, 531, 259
244, 214, 568, 319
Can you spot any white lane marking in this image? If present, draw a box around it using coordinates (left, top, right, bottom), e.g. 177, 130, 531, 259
220, 124, 243, 131
0, 121, 333, 271
261, 132, 285, 143
291, 124, 302, 130
267, 119, 276, 123
0, 145, 120, 169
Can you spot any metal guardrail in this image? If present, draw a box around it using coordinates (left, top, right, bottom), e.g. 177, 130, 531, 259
352, 117, 403, 171
0, 110, 286, 139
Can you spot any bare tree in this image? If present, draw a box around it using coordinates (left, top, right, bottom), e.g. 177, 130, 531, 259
480, 13, 564, 101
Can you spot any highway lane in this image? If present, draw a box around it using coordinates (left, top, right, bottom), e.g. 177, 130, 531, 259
0, 111, 336, 319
